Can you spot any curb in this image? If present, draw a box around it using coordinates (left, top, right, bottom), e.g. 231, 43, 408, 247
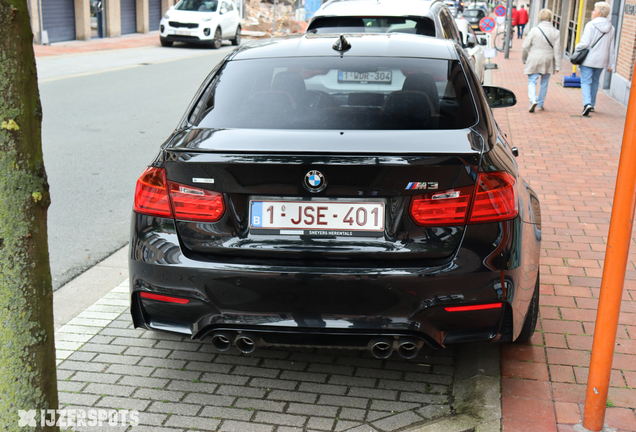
405, 344, 502, 432
53, 246, 128, 331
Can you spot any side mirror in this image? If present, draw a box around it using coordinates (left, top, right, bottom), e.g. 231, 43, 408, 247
465, 33, 476, 48
482, 86, 517, 108
220, 7, 227, 14
479, 37, 487, 45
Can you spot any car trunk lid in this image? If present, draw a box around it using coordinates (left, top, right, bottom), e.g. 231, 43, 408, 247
163, 128, 482, 265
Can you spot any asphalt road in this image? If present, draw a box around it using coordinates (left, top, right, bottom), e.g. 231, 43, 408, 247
37, 44, 234, 289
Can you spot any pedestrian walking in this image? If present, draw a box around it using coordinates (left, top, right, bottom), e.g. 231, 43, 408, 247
517, 5, 529, 38
511, 6, 519, 37
521, 8, 561, 112
574, 1, 616, 116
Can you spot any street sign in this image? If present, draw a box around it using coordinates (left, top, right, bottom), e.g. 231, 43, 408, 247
496, 16, 506, 24
495, 5, 506, 16
484, 48, 498, 58
479, 17, 496, 33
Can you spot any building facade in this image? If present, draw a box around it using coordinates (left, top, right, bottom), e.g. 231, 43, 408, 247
28, 0, 176, 44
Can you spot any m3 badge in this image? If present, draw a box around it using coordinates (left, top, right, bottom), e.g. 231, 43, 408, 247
405, 182, 439, 190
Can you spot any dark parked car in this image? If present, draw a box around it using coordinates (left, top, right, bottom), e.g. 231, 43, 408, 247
462, 8, 487, 31
130, 33, 541, 359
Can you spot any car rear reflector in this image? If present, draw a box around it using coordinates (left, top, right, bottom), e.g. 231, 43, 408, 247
140, 292, 190, 304
168, 182, 225, 223
409, 185, 474, 226
134, 167, 173, 218
409, 171, 517, 226
444, 302, 502, 312
133, 167, 225, 222
468, 172, 518, 224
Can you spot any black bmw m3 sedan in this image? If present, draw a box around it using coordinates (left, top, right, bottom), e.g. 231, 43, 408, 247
130, 33, 541, 359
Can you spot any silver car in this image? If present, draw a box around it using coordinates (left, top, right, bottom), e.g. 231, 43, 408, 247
455, 17, 487, 83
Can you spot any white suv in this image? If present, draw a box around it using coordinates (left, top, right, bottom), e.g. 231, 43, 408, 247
306, 0, 463, 48
160, 0, 241, 48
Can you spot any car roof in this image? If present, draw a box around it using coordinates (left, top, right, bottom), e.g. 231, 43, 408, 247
313, 0, 441, 17
230, 33, 458, 61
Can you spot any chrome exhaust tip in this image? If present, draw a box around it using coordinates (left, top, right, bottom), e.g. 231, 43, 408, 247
235, 333, 259, 354
211, 331, 234, 352
397, 337, 420, 359
370, 337, 394, 359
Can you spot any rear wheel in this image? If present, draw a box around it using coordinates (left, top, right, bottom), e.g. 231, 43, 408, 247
160, 38, 173, 47
516, 275, 540, 343
232, 25, 241, 45
212, 27, 222, 49
494, 31, 511, 52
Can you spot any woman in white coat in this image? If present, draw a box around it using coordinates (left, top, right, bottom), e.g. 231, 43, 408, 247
521, 9, 561, 112
574, 1, 616, 116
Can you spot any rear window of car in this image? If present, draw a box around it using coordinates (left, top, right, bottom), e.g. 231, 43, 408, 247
175, 0, 218, 12
463, 9, 485, 17
307, 16, 436, 37
190, 57, 477, 130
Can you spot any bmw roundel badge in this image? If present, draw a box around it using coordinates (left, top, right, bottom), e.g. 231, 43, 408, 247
304, 170, 327, 193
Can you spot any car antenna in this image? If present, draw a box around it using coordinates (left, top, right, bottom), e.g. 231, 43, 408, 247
332, 34, 351, 53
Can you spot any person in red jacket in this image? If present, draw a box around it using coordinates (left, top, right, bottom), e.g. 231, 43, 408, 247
517, 5, 529, 38
511, 6, 519, 40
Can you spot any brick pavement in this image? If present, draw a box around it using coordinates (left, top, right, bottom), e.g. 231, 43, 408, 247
490, 46, 636, 431
54, 281, 456, 432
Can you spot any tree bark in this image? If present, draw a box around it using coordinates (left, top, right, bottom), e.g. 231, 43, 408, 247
0, 1, 59, 431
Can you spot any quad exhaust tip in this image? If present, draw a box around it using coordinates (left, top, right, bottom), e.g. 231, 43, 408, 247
370, 337, 394, 359
235, 332, 259, 354
397, 337, 420, 359
211, 331, 234, 352
209, 331, 422, 358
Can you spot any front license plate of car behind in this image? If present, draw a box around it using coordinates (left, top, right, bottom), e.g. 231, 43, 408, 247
250, 201, 385, 236
176, 30, 191, 36
338, 71, 392, 84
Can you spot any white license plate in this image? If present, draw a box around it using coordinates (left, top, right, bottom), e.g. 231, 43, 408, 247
338, 71, 392, 84
250, 201, 385, 234
176, 29, 191, 36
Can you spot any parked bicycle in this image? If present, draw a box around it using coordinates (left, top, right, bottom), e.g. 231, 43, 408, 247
494, 27, 513, 52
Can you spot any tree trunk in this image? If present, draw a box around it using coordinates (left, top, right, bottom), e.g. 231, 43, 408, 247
0, 1, 59, 431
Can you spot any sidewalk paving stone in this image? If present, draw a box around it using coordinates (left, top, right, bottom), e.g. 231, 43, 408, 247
493, 44, 636, 431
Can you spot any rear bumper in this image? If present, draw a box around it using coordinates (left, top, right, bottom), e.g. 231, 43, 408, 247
161, 35, 214, 45
129, 213, 541, 348
159, 19, 219, 44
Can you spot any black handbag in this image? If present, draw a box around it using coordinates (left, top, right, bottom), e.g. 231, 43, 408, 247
571, 30, 605, 65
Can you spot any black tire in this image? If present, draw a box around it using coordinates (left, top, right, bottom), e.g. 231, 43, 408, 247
160, 38, 173, 47
516, 275, 540, 343
212, 27, 222, 49
232, 25, 241, 46
494, 32, 505, 52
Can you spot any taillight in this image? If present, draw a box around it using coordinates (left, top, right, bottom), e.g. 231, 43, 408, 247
168, 182, 224, 222
133, 167, 225, 222
468, 172, 517, 223
409, 185, 474, 226
409, 171, 517, 226
134, 167, 172, 218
